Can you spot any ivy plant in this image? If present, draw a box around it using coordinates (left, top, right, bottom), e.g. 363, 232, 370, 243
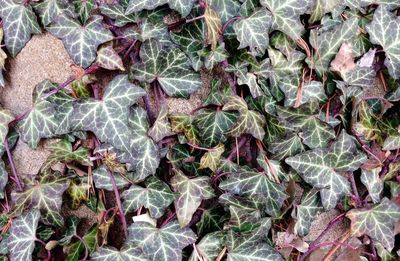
0, 0, 400, 260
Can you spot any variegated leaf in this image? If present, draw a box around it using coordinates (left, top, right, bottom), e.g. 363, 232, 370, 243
293, 190, 322, 237
268, 133, 305, 160
123, 17, 168, 43
347, 198, 400, 251
132, 39, 202, 97
261, 0, 312, 40
91, 244, 147, 261
361, 167, 383, 204
189, 231, 225, 261
33, 0, 75, 26
233, 8, 272, 56
171, 170, 215, 227
286, 131, 366, 209
127, 221, 197, 261
99, 3, 136, 27
73, 0, 95, 24
121, 176, 176, 218
71, 75, 145, 153
199, 144, 225, 172
223, 95, 266, 140
194, 109, 238, 147
383, 135, 400, 151
170, 113, 200, 145
125, 0, 195, 16
220, 171, 287, 217
47, 14, 113, 68
11, 174, 70, 226
148, 105, 174, 143
8, 210, 40, 261
366, 6, 400, 79
92, 165, 131, 191
209, 0, 240, 23
279, 78, 327, 107
0, 0, 40, 56
96, 45, 125, 71
309, 17, 358, 73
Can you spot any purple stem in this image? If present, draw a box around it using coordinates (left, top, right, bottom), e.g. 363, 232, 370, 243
221, 16, 241, 34
75, 234, 89, 261
221, 60, 237, 94
143, 95, 155, 125
35, 238, 51, 261
106, 168, 128, 237
226, 136, 248, 161
161, 212, 176, 227
4, 139, 23, 191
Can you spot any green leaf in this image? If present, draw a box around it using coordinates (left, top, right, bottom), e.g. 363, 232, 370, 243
99, 3, 136, 27
309, 0, 341, 23
171, 170, 215, 227
0, 108, 13, 154
59, 216, 80, 246
125, 0, 195, 17
73, 0, 95, 24
65, 224, 98, 261
199, 144, 225, 172
270, 31, 296, 57
309, 17, 358, 73
366, 6, 400, 79
67, 178, 90, 210
279, 78, 327, 107
127, 221, 197, 260
267, 133, 305, 160
261, 0, 312, 40
293, 190, 322, 237
196, 206, 225, 236
123, 17, 168, 43
47, 14, 113, 68
8, 210, 40, 261
121, 176, 176, 218
92, 244, 147, 261
220, 171, 287, 217
233, 8, 272, 56
96, 45, 125, 71
93, 165, 130, 191
33, 0, 75, 26
148, 105, 174, 143
71, 75, 145, 153
209, 0, 240, 23
0, 0, 40, 56
194, 109, 238, 147
286, 131, 366, 209
11, 173, 70, 226
346, 198, 400, 251
170, 114, 200, 145
132, 39, 202, 97
189, 231, 225, 261
383, 135, 400, 151
223, 95, 266, 140
41, 139, 91, 174
360, 167, 383, 204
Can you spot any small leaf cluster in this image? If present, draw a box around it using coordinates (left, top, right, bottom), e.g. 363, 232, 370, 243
0, 0, 400, 260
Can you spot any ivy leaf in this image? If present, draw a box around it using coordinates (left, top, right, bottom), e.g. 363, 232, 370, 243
123, 17, 168, 43
293, 190, 322, 237
286, 131, 366, 209
383, 135, 400, 151
220, 171, 287, 217
267, 133, 305, 160
171, 170, 215, 227
170, 114, 200, 145
223, 95, 266, 140
189, 231, 225, 261
209, 0, 240, 23
360, 168, 383, 204
0, 108, 13, 153
125, 0, 195, 17
58, 216, 80, 246
73, 0, 95, 24
8, 210, 40, 261
11, 173, 70, 226
33, 0, 75, 26
93, 165, 130, 191
92, 244, 147, 261
132, 39, 202, 97
199, 144, 225, 172
346, 198, 400, 251
99, 3, 137, 27
233, 8, 272, 56
0, 0, 40, 56
127, 221, 197, 260
96, 45, 125, 71
68, 179, 90, 209
121, 176, 176, 218
47, 14, 113, 68
41, 139, 91, 174
194, 109, 238, 147
366, 6, 400, 79
65, 224, 98, 261
148, 105, 174, 143
309, 17, 358, 73
204, 5, 222, 51
261, 0, 312, 40
71, 75, 145, 153
279, 78, 327, 107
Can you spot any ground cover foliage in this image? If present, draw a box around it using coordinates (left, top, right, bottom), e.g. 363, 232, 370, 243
0, 0, 400, 260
